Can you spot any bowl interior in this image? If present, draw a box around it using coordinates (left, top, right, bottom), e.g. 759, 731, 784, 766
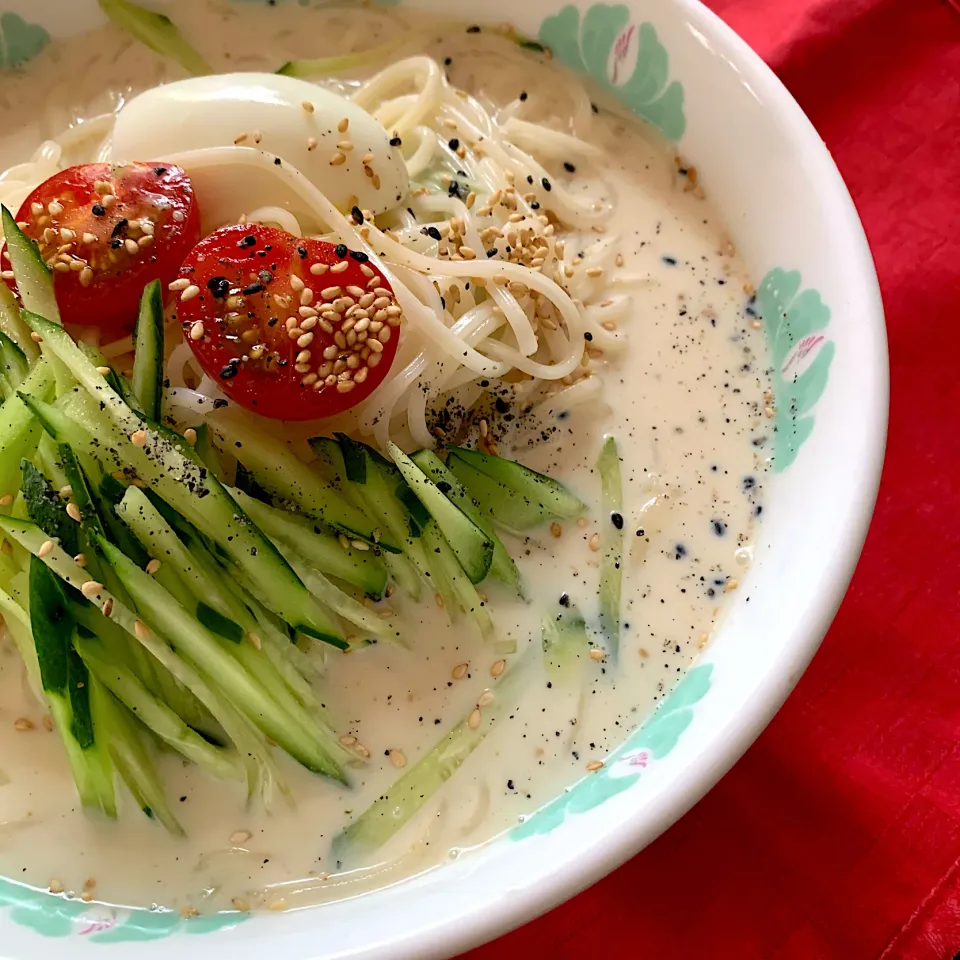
0, 1, 886, 957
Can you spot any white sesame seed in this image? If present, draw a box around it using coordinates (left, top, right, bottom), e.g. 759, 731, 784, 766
189, 321, 205, 340
80, 580, 103, 599
30, 331, 43, 343
289, 275, 304, 291
180, 284, 201, 302
297, 332, 315, 349
130, 430, 147, 446
330, 261, 349, 274
301, 100, 315, 113
310, 263, 329, 275
133, 620, 151, 641
295, 350, 312, 365
168, 278, 191, 291
336, 380, 356, 393
299, 316, 318, 331
477, 689, 495, 707
38, 540, 55, 558
146, 559, 162, 575
589, 648, 606, 661
468, 709, 482, 729
138, 235, 154, 249
79, 266, 93, 287
230, 830, 252, 845
66, 502, 82, 522
490, 659, 506, 677
300, 287, 314, 306
330, 152, 347, 166
30, 201, 44, 216
320, 286, 342, 300
124, 238, 139, 255
388, 749, 406, 768
338, 117, 349, 132
298, 305, 318, 319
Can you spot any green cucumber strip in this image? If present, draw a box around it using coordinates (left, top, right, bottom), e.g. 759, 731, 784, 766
0, 359, 54, 500
97, 536, 348, 782
229, 487, 387, 598
90, 680, 185, 835
0, 583, 42, 702
191, 423, 226, 483
234, 461, 270, 501
421, 521, 494, 640
2, 206, 59, 323
19, 312, 343, 646
541, 606, 589, 686
0, 331, 28, 393
76, 632, 241, 781
409, 448, 522, 592
0, 517, 283, 805
21, 458, 79, 558
202, 407, 387, 545
447, 446, 587, 530
389, 442, 493, 584
28, 555, 102, 810
131, 279, 164, 421
98, 0, 212, 75
115, 485, 250, 643
596, 436, 623, 655
336, 649, 532, 858
0, 283, 38, 362
307, 435, 350, 491
279, 546, 392, 640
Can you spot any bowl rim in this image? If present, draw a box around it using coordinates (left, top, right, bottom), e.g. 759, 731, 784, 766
346, 0, 889, 956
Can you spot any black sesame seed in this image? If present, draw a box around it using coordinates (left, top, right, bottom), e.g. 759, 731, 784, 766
530, 201, 540, 210
425, 226, 442, 241
563, 161, 576, 173
219, 362, 239, 380
611, 512, 623, 530
448, 138, 460, 151
212, 398, 228, 409
296, 245, 307, 258
390, 135, 403, 147
466, 24, 480, 33
239, 234, 257, 249
486, 247, 498, 258
712, 520, 727, 536
541, 177, 552, 192
519, 91, 528, 101
153, 166, 168, 176
674, 544, 687, 559
206, 276, 230, 299
274, 158, 282, 165
583, 331, 593, 341
351, 206, 364, 224
110, 218, 128, 237
241, 282, 264, 296
349, 250, 369, 262
91, 203, 105, 217
662, 255, 677, 266
559, 592, 570, 607
110, 238, 122, 249
334, 243, 348, 258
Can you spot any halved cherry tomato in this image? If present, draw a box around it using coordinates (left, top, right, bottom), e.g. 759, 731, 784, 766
8, 162, 200, 338
175, 224, 401, 421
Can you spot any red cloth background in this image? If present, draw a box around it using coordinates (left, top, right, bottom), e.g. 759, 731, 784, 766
465, 1, 960, 957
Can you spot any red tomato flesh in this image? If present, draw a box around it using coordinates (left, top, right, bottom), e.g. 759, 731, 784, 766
8, 162, 200, 338
175, 224, 401, 421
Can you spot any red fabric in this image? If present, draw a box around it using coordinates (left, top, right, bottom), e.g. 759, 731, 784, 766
465, 1, 960, 957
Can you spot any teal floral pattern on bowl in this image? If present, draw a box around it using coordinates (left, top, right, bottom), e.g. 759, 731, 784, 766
0, 878, 249, 941
754, 268, 835, 471
539, 3, 685, 140
511, 664, 712, 840
0, 12, 49, 67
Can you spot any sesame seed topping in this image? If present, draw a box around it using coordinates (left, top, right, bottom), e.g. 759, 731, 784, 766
388, 749, 406, 768
146, 559, 162, 575
586, 760, 604, 772
37, 540, 55, 558
330, 261, 349, 274
330, 152, 347, 166
80, 580, 103, 599
189, 321, 205, 340
133, 620, 151, 641
338, 117, 349, 133
589, 648, 606, 661
490, 659, 506, 677
310, 262, 329, 275
307, 137, 318, 151
130, 429, 147, 446
301, 100, 315, 113
180, 284, 201, 302
168, 278, 191, 291
14, 718, 33, 732
66, 502, 82, 523
467, 708, 482, 729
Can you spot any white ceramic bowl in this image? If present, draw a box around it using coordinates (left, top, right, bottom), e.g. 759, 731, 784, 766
0, 0, 887, 957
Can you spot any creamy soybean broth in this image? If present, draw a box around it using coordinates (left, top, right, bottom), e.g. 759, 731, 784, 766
0, 1, 767, 912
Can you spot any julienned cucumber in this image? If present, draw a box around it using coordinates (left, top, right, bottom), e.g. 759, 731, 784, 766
409, 449, 522, 594
131, 279, 164, 421
229, 487, 387, 598
0, 359, 54, 501
98, 0, 212, 75
388, 442, 493, 584
0, 283, 39, 362
541, 606, 590, 685
447, 446, 586, 530
596, 436, 623, 656
97, 536, 349, 782
335, 649, 533, 858
18, 312, 344, 646
202, 406, 390, 547
1, 206, 60, 324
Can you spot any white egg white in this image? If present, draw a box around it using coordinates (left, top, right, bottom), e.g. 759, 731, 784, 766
109, 72, 408, 229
